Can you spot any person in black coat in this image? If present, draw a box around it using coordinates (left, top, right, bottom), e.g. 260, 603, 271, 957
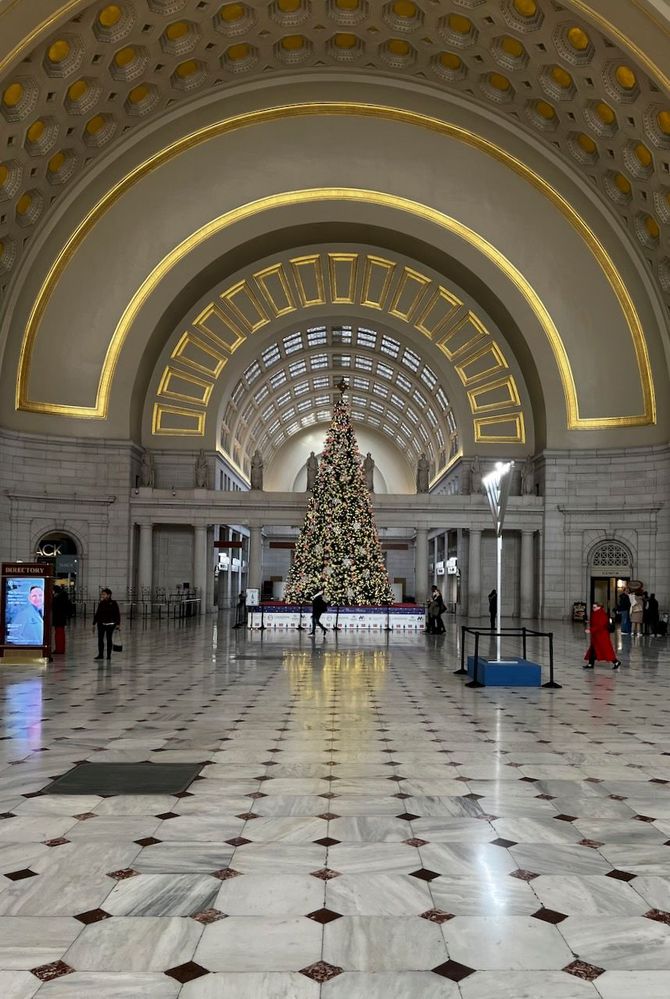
93, 588, 121, 661
310, 591, 328, 636
647, 593, 660, 636
488, 588, 497, 630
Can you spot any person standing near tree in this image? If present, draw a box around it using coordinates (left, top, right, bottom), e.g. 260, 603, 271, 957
310, 591, 328, 636
427, 585, 446, 634
584, 601, 621, 669
93, 588, 121, 661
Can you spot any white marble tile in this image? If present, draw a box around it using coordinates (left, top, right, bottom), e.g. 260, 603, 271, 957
491, 816, 582, 844
327, 817, 411, 842
322, 971, 459, 998
93, 796, 178, 815
64, 916, 202, 971
459, 971, 599, 998
509, 844, 611, 876
532, 875, 649, 915
156, 816, 245, 842
419, 844, 518, 878
0, 872, 112, 916
410, 818, 497, 842
13, 795, 102, 816
598, 844, 670, 875
230, 844, 325, 875
194, 917, 321, 972
132, 842, 234, 874
325, 873, 432, 915
0, 916, 81, 969
35, 973, 180, 998
326, 844, 420, 876
629, 875, 670, 910
104, 874, 220, 916
66, 816, 161, 840
559, 916, 670, 970
215, 874, 323, 916
442, 916, 574, 970
322, 916, 447, 971
0, 971, 40, 999
596, 971, 670, 998
233, 817, 325, 842
180, 972, 318, 998
430, 877, 538, 915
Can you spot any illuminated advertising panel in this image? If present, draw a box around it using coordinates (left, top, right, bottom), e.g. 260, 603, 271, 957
1, 563, 52, 653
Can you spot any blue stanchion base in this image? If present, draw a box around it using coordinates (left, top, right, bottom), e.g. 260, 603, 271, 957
466, 655, 542, 687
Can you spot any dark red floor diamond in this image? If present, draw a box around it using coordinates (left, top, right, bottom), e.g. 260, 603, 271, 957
420, 909, 454, 924
74, 908, 111, 924
299, 961, 343, 982
310, 868, 341, 880
313, 837, 340, 847
212, 868, 241, 880
563, 960, 605, 981
409, 868, 441, 882
404, 838, 429, 847
5, 869, 38, 881
225, 837, 252, 847
606, 869, 637, 881
490, 838, 517, 848
645, 909, 670, 925
509, 869, 539, 881
532, 907, 568, 924
396, 812, 420, 821
554, 814, 577, 822
165, 962, 210, 984
192, 908, 227, 924
579, 839, 605, 849
134, 837, 161, 847
305, 907, 342, 924
432, 960, 475, 982
30, 961, 74, 982
106, 868, 139, 881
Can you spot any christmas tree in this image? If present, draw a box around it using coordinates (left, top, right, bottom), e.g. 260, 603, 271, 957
284, 385, 394, 606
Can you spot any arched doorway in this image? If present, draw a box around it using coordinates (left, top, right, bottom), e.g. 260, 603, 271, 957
588, 540, 633, 613
35, 533, 81, 602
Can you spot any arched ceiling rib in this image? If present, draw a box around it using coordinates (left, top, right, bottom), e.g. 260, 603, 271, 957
0, 0, 669, 311
221, 322, 458, 476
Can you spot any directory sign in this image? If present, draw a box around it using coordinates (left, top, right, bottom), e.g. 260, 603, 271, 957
1, 563, 52, 651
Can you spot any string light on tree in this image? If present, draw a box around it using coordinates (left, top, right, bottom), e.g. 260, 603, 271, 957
284, 380, 393, 606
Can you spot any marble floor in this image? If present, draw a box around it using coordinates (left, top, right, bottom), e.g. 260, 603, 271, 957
0, 615, 669, 998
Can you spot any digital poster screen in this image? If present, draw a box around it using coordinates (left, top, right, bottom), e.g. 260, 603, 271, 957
3, 577, 47, 647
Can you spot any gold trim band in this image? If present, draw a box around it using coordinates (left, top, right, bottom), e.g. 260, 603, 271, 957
16, 103, 656, 430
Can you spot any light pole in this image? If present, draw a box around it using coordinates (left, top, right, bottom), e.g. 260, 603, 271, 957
482, 461, 514, 663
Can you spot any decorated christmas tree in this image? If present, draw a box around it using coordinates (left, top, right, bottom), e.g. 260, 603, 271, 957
284, 384, 394, 606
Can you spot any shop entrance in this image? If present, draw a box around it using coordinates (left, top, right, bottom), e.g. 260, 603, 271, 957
588, 540, 633, 615
35, 533, 80, 602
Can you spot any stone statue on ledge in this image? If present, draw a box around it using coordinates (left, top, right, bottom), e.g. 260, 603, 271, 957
470, 455, 482, 495
416, 452, 429, 494
195, 449, 208, 489
363, 452, 375, 492
140, 449, 155, 488
306, 451, 318, 491
250, 449, 264, 491
520, 456, 535, 496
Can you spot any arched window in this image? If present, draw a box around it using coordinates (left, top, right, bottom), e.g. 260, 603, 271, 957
589, 540, 632, 575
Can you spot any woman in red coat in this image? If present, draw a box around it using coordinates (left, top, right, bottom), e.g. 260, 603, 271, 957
584, 602, 621, 669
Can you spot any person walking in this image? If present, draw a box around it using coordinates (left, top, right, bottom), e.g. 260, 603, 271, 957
233, 591, 247, 629
630, 591, 644, 636
584, 601, 621, 669
93, 588, 121, 661
52, 586, 71, 654
488, 588, 497, 631
427, 585, 446, 634
617, 587, 631, 635
310, 591, 328, 636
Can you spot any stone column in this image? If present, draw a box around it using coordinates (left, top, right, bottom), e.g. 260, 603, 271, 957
193, 525, 207, 615
520, 530, 535, 619
138, 523, 153, 598
206, 526, 216, 613
537, 528, 544, 621
415, 528, 428, 605
468, 528, 482, 618
433, 536, 439, 585
248, 525, 262, 592
459, 529, 469, 616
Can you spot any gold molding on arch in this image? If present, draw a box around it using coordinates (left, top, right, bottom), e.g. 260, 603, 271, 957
15, 103, 656, 431
1, 0, 666, 90
151, 250, 526, 446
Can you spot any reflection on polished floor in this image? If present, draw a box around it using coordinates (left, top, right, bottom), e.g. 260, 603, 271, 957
0, 617, 669, 998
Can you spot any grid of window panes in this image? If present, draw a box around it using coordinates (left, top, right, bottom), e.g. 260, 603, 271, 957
221, 324, 457, 472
